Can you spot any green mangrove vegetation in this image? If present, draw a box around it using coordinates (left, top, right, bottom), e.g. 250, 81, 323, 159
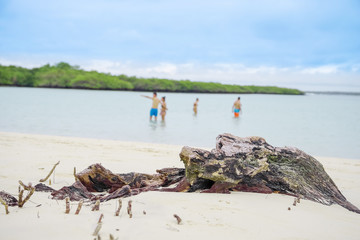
0, 62, 304, 95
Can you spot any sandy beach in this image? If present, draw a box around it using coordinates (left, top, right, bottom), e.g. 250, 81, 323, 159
0, 132, 360, 240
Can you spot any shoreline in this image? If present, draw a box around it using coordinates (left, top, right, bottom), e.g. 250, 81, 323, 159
1, 131, 360, 239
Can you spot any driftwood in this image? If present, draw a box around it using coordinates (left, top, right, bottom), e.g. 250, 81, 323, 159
75, 199, 83, 215
0, 197, 10, 214
44, 133, 359, 215
115, 199, 122, 216
0, 191, 18, 207
51, 181, 95, 201
65, 197, 70, 214
178, 133, 360, 214
39, 161, 60, 182
34, 183, 55, 192
18, 186, 35, 208
173, 214, 182, 224
76, 164, 184, 193
127, 200, 132, 218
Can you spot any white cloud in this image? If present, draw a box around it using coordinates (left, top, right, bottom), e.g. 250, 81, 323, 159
300, 65, 339, 74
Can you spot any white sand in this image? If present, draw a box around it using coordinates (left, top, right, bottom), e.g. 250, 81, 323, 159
0, 132, 359, 240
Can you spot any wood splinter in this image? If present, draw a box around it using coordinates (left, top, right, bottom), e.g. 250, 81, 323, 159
74, 167, 78, 182
173, 214, 182, 224
92, 200, 100, 211
18, 187, 35, 208
92, 214, 104, 236
75, 199, 83, 215
39, 161, 60, 183
18, 180, 32, 191
0, 197, 9, 214
127, 200, 132, 218
115, 199, 122, 216
65, 197, 70, 214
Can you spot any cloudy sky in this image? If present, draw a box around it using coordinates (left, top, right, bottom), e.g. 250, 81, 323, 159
0, 0, 359, 91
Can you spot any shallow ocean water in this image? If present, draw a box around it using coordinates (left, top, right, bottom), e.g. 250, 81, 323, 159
0, 87, 359, 158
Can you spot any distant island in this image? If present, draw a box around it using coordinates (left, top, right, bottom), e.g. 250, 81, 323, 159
0, 62, 304, 95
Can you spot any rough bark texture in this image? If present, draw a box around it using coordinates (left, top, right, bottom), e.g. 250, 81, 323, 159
179, 133, 360, 214
0, 191, 18, 206
50, 164, 185, 202
51, 181, 95, 201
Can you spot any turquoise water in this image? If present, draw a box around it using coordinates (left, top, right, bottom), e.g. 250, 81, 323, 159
0, 87, 359, 158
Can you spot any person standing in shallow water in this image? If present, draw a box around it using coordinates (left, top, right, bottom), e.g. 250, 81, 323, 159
193, 98, 199, 115
141, 92, 161, 121
160, 96, 168, 122
232, 97, 242, 118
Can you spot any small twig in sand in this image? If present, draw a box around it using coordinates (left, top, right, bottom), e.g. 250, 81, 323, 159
18, 180, 32, 191
18, 187, 35, 208
115, 199, 122, 216
74, 167, 78, 182
65, 197, 70, 214
18, 189, 24, 204
127, 200, 132, 218
75, 199, 83, 215
39, 161, 60, 182
173, 214, 182, 224
92, 200, 100, 211
293, 198, 297, 206
0, 197, 10, 214
92, 214, 104, 236
297, 197, 301, 203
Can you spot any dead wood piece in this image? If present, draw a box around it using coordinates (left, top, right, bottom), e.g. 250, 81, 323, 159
92, 200, 100, 211
18, 180, 32, 190
18, 187, 35, 208
74, 167, 78, 182
65, 197, 70, 214
0, 191, 18, 207
75, 199, 84, 215
179, 133, 360, 214
39, 161, 60, 182
115, 199, 122, 216
127, 200, 132, 218
173, 214, 182, 224
0, 197, 10, 214
34, 183, 55, 192
51, 181, 95, 201
100, 185, 131, 202
76, 164, 185, 194
92, 214, 104, 236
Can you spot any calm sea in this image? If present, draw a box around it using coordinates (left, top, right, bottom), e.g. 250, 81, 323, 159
0, 87, 359, 159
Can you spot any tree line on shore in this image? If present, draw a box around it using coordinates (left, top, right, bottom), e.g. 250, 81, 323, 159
0, 62, 304, 95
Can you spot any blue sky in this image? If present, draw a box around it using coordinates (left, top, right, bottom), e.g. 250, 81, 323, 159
0, 0, 359, 91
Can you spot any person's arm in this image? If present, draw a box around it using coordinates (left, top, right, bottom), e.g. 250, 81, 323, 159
141, 95, 152, 99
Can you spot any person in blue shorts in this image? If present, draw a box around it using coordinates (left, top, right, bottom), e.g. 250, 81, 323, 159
232, 97, 242, 117
141, 92, 161, 121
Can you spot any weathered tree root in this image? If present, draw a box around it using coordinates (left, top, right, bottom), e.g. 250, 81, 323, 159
39, 161, 60, 182
173, 214, 182, 224
92, 214, 104, 236
18, 186, 35, 208
127, 200, 132, 218
0, 197, 9, 214
19, 180, 32, 191
65, 197, 70, 214
115, 199, 122, 216
92, 200, 100, 211
0, 191, 18, 207
75, 199, 83, 215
